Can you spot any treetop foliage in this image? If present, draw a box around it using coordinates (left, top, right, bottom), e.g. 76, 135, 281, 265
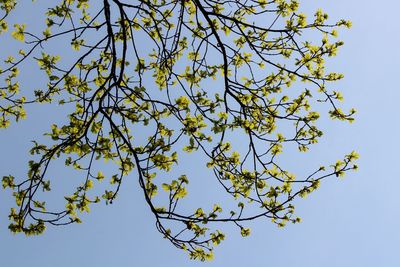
0, 0, 357, 261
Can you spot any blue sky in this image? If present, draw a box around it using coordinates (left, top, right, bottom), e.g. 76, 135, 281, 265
1, 0, 399, 266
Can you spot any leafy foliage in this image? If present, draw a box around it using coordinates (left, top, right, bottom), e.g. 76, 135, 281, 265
0, 0, 357, 261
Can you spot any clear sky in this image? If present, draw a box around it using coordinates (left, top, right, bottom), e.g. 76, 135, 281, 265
0, 0, 398, 266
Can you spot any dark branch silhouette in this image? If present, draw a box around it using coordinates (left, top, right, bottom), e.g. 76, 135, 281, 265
0, 0, 357, 261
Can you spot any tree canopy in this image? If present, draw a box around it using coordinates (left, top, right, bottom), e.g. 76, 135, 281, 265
0, 0, 357, 261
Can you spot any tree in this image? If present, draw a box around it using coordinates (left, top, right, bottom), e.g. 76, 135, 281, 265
0, 0, 357, 261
